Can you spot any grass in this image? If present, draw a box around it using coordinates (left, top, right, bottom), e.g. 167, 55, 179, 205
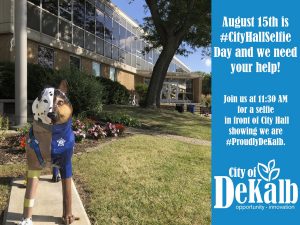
73, 135, 211, 225
0, 164, 26, 222
102, 105, 211, 140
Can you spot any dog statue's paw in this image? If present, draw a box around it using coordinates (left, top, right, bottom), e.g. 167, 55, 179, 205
18, 218, 33, 225
51, 175, 61, 183
62, 215, 80, 224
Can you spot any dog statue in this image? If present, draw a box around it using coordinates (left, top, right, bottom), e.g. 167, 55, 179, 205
19, 80, 78, 225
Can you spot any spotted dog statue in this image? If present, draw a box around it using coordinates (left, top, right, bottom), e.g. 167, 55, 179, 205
19, 80, 78, 225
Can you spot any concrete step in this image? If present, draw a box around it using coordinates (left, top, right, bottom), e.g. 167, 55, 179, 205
3, 175, 91, 225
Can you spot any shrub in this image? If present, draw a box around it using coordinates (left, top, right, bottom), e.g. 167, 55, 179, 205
135, 83, 148, 106
54, 69, 103, 115
0, 62, 55, 99
0, 114, 9, 130
97, 112, 141, 127
0, 114, 9, 142
98, 77, 130, 105
202, 73, 211, 95
0, 63, 104, 115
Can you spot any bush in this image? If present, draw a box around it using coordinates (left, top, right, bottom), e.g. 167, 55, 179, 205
54, 69, 103, 115
0, 62, 104, 115
202, 73, 211, 95
135, 83, 148, 106
98, 77, 130, 105
97, 112, 141, 127
0, 62, 55, 99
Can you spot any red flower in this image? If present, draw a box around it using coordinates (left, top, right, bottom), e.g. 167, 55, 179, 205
115, 123, 125, 132
20, 136, 26, 149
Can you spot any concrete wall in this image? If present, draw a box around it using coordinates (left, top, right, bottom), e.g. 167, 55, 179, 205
54, 49, 70, 70
101, 64, 110, 79
192, 77, 203, 103
117, 70, 135, 90
0, 34, 13, 62
81, 57, 92, 75
134, 75, 144, 86
27, 40, 38, 64
0, 0, 13, 33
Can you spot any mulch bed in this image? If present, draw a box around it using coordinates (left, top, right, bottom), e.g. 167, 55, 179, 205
0, 132, 131, 165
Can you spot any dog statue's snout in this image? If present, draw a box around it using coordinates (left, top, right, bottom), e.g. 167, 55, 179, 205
47, 112, 56, 120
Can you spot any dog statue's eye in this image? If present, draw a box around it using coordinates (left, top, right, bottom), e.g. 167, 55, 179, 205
57, 100, 64, 106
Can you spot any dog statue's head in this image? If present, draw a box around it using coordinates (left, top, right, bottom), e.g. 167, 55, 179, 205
32, 80, 73, 125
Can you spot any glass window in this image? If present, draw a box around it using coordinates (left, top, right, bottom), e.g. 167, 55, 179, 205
59, 0, 71, 21
104, 15, 112, 42
59, 19, 72, 43
38, 46, 54, 69
42, 11, 58, 37
96, 9, 104, 38
73, 26, 84, 47
105, 5, 113, 16
42, 0, 58, 15
96, 1, 105, 11
85, 1, 95, 34
104, 41, 112, 58
112, 21, 119, 46
28, 0, 40, 6
119, 49, 125, 63
125, 52, 131, 66
131, 36, 137, 55
85, 31, 95, 52
136, 57, 141, 69
59, 0, 71, 12
119, 25, 126, 49
131, 54, 136, 68
96, 37, 104, 55
112, 46, 119, 61
125, 31, 132, 52
92, 62, 101, 77
109, 67, 116, 81
119, 16, 126, 27
73, 0, 85, 28
70, 55, 81, 70
27, 3, 40, 31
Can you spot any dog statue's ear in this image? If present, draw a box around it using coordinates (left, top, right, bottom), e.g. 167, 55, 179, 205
58, 80, 68, 94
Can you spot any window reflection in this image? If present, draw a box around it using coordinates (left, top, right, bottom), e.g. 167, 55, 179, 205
73, 0, 85, 28
38, 46, 54, 69
42, 11, 58, 37
105, 15, 113, 42
96, 9, 105, 39
26, 0, 189, 72
42, 0, 58, 15
85, 1, 95, 34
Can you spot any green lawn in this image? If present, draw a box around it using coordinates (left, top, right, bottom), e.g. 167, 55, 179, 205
73, 135, 211, 225
0, 164, 26, 222
1, 105, 211, 224
102, 105, 211, 140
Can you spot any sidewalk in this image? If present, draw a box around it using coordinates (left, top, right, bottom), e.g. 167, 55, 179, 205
3, 175, 91, 225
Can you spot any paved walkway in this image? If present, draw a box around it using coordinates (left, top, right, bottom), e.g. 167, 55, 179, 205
4, 175, 91, 225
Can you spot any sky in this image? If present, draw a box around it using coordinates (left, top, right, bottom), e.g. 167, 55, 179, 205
111, 0, 211, 73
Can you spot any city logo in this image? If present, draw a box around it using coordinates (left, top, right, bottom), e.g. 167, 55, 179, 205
214, 160, 298, 209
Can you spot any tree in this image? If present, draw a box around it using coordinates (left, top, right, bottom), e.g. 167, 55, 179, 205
202, 73, 212, 95
141, 0, 211, 107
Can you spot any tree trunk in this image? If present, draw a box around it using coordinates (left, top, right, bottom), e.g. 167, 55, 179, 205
144, 42, 178, 108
